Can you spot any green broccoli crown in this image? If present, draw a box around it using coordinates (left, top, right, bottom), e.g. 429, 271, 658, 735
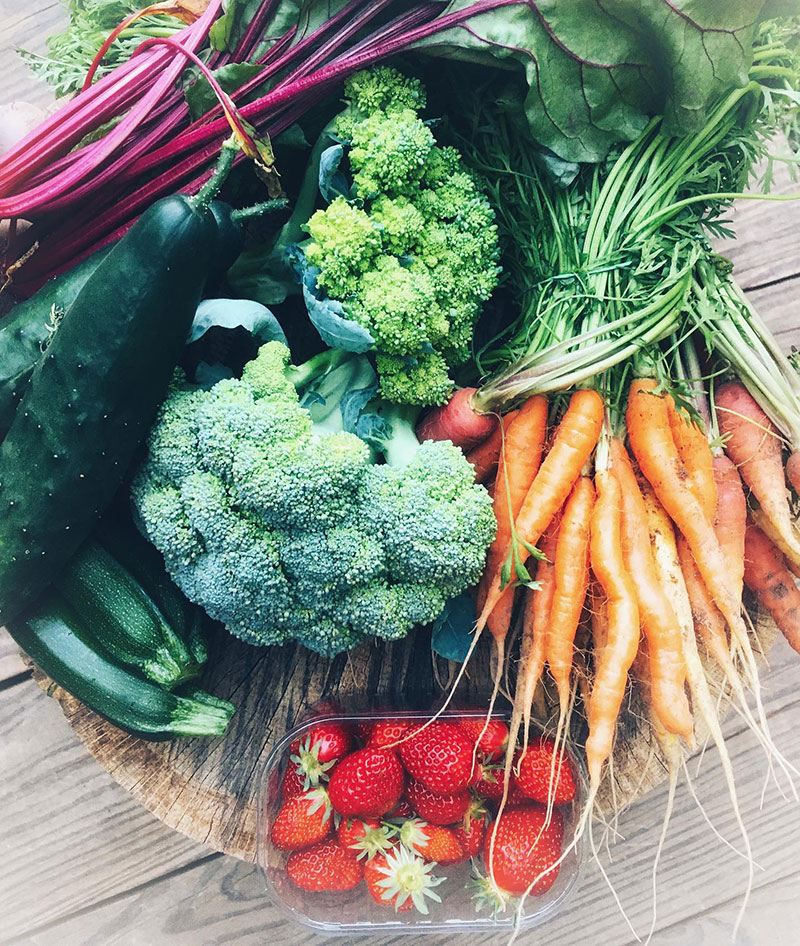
302, 67, 500, 407
132, 342, 495, 657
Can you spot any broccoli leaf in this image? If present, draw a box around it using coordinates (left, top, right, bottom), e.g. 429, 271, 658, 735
188, 299, 287, 346
299, 266, 375, 353
339, 384, 395, 449
413, 0, 773, 163
431, 592, 477, 662
318, 144, 350, 203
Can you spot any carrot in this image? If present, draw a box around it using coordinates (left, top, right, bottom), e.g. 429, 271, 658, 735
609, 438, 691, 737
465, 410, 519, 483
667, 399, 717, 522
716, 381, 800, 564
478, 389, 605, 630
786, 449, 800, 498
546, 476, 595, 718
677, 535, 734, 675
712, 455, 747, 607
478, 396, 548, 653
749, 505, 800, 580
585, 467, 641, 787
626, 379, 749, 656
416, 387, 497, 450
744, 524, 800, 654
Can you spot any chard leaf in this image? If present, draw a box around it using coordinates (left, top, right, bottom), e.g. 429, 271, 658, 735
209, 0, 263, 50
185, 61, 263, 120
415, 0, 773, 163
431, 593, 476, 662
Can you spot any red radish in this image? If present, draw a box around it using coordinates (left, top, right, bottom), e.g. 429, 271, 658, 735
405, 778, 471, 825
483, 804, 563, 896
397, 722, 476, 794
458, 717, 509, 761
744, 524, 800, 654
336, 817, 393, 860
364, 846, 444, 913
271, 788, 333, 851
287, 838, 364, 892
327, 748, 405, 817
416, 387, 497, 451
513, 739, 577, 805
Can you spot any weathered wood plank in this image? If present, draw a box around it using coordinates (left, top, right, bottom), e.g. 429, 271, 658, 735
15, 678, 800, 946
0, 680, 210, 941
0, 3, 65, 110
0, 627, 26, 682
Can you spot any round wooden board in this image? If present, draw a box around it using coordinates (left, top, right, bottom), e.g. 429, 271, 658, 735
28, 611, 778, 862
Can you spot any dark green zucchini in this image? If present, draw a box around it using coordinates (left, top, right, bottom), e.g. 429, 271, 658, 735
56, 540, 202, 688
0, 247, 111, 435
0, 195, 217, 625
7, 594, 234, 740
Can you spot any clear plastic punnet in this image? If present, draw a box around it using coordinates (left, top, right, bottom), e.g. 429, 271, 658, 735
257, 702, 586, 936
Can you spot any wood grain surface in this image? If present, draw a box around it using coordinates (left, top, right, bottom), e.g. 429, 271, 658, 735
2, 4, 800, 945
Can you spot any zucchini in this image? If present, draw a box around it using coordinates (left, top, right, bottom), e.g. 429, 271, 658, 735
56, 540, 202, 689
7, 594, 234, 740
0, 195, 218, 625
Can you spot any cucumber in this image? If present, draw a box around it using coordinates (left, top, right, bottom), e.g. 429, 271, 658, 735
0, 195, 218, 625
0, 247, 111, 435
7, 594, 234, 740
56, 541, 202, 689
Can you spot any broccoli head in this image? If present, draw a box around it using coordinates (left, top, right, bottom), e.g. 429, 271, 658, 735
300, 67, 500, 406
132, 342, 496, 657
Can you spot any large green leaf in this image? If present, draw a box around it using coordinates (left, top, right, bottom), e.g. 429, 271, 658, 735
414, 0, 773, 163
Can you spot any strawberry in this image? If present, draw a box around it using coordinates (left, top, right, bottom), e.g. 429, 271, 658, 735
395, 818, 464, 864
482, 803, 564, 896
513, 738, 577, 804
405, 777, 470, 825
286, 838, 364, 892
389, 799, 415, 820
270, 787, 333, 852
336, 816, 394, 860
281, 761, 307, 801
328, 748, 405, 817
398, 722, 475, 793
472, 760, 507, 802
368, 719, 418, 750
287, 722, 353, 790
354, 721, 373, 743
364, 846, 445, 913
458, 718, 509, 761
453, 811, 486, 861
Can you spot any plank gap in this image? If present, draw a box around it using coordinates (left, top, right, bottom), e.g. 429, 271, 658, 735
0, 670, 31, 694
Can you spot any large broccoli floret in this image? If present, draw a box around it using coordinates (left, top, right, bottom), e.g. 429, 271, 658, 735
132, 342, 496, 657
300, 67, 500, 407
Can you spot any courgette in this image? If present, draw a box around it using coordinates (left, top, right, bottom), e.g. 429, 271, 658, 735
7, 594, 234, 739
0, 195, 218, 625
56, 540, 201, 689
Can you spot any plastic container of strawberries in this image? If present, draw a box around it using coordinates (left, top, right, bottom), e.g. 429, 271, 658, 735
257, 702, 586, 935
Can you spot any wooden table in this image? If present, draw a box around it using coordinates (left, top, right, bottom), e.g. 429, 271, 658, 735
3, 5, 800, 945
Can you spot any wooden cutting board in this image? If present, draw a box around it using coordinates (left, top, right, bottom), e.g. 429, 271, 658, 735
29, 612, 778, 862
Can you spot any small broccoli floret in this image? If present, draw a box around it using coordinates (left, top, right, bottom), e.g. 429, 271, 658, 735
133, 341, 495, 657
299, 66, 500, 407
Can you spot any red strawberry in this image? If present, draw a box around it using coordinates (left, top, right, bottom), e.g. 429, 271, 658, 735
513, 739, 577, 804
368, 719, 418, 750
396, 819, 464, 864
288, 722, 353, 790
398, 722, 475, 793
336, 817, 394, 860
354, 721, 373, 743
453, 816, 486, 861
458, 718, 509, 761
281, 762, 307, 801
483, 803, 564, 896
364, 846, 445, 913
405, 777, 470, 825
390, 799, 415, 819
328, 748, 405, 817
472, 760, 507, 802
286, 838, 364, 892
270, 788, 333, 851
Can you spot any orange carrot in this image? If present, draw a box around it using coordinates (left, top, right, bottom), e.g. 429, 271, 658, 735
478, 396, 548, 649
465, 410, 519, 483
750, 505, 800, 580
716, 381, 800, 564
744, 524, 800, 654
712, 454, 747, 607
609, 438, 691, 737
546, 477, 595, 718
585, 467, 641, 786
478, 389, 605, 630
667, 399, 716, 522
786, 450, 800, 498
626, 379, 747, 653
676, 535, 731, 671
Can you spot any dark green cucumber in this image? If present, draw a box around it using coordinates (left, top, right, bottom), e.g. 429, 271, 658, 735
0, 195, 218, 625
7, 594, 234, 740
0, 247, 111, 436
56, 540, 202, 689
